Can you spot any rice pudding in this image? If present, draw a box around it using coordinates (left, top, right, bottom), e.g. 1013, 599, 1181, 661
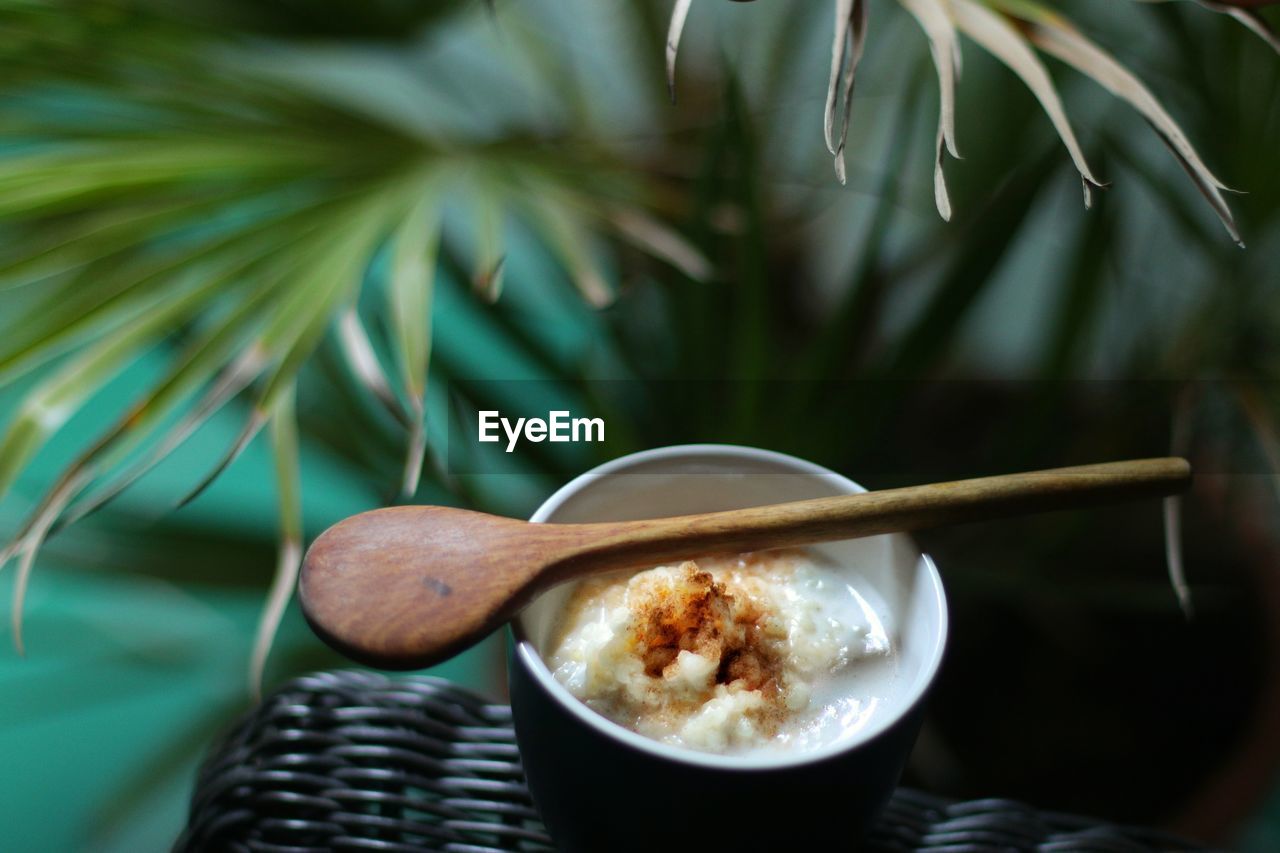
546, 548, 895, 755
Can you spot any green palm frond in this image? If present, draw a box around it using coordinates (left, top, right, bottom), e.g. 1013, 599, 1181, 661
0, 3, 706, 680
252, 384, 301, 698
666, 0, 1275, 241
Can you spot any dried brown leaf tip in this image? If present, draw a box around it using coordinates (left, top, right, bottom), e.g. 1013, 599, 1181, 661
663, 0, 1273, 240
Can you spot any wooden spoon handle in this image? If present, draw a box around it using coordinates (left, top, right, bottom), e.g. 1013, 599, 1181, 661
548, 458, 1191, 576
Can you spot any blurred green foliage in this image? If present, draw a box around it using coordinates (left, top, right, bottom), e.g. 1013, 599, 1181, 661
0, 0, 1278, 849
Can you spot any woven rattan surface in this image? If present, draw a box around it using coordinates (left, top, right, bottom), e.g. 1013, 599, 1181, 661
176, 670, 1206, 852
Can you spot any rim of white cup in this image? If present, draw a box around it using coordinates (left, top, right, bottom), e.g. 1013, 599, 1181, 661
512, 443, 949, 771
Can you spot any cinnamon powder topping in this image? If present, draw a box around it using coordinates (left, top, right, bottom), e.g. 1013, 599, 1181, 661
546, 548, 881, 754
630, 562, 785, 723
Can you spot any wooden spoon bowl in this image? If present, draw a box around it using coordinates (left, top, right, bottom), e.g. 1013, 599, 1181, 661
299, 458, 1190, 670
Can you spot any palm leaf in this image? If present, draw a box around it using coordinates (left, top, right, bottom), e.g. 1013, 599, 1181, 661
898, 0, 963, 220
387, 195, 443, 497
249, 385, 302, 696
1191, 0, 1280, 53
667, 0, 695, 102
824, 0, 869, 184
951, 0, 1105, 207
0, 8, 703, 662
661, 0, 1271, 232
338, 309, 411, 429
994, 0, 1243, 245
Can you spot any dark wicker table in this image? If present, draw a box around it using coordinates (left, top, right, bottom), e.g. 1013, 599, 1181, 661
176, 671, 1208, 852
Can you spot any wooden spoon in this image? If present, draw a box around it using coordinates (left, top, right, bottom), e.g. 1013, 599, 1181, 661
299, 457, 1189, 670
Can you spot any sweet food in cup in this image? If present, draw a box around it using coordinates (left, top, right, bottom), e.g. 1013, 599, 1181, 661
547, 548, 895, 755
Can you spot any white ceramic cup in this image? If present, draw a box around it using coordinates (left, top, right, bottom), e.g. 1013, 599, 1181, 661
509, 444, 948, 851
